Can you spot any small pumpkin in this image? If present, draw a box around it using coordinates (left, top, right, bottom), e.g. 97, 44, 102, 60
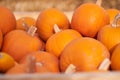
46, 25, 82, 57
6, 51, 59, 74
71, 0, 109, 37
111, 43, 120, 70
97, 13, 120, 52
16, 17, 45, 51
20, 51, 59, 73
106, 8, 119, 24
0, 52, 15, 73
0, 6, 16, 35
16, 17, 36, 31
60, 37, 110, 72
36, 8, 70, 41
2, 27, 44, 62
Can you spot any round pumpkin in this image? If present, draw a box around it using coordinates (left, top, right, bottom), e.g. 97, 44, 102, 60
106, 8, 119, 24
111, 43, 120, 70
97, 14, 120, 52
0, 6, 16, 35
20, 51, 59, 73
71, 3, 109, 37
46, 26, 82, 57
60, 37, 110, 72
7, 51, 59, 74
16, 17, 36, 31
0, 52, 15, 73
2, 28, 44, 62
36, 8, 70, 41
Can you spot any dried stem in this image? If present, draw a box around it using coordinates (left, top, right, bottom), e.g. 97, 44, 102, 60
53, 24, 61, 33
0, 53, 2, 59
65, 64, 76, 74
98, 58, 111, 71
22, 19, 29, 31
25, 55, 36, 73
96, 0, 102, 6
36, 62, 43, 67
112, 13, 120, 27
27, 26, 37, 37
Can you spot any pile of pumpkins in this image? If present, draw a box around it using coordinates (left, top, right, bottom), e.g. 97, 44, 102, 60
0, 0, 120, 75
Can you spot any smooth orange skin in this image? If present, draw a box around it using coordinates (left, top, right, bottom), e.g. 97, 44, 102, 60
6, 51, 59, 74
2, 30, 44, 62
106, 9, 119, 24
0, 52, 15, 72
33, 33, 45, 51
0, 6, 16, 35
36, 8, 70, 41
46, 29, 82, 57
0, 30, 3, 49
111, 44, 120, 70
16, 17, 36, 30
60, 37, 110, 72
71, 3, 109, 37
97, 25, 120, 52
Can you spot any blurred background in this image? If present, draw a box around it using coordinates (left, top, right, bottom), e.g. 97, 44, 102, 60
0, 0, 120, 12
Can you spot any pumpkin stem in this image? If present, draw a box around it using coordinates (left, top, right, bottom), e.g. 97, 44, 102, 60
0, 53, 2, 59
98, 58, 111, 71
65, 64, 76, 74
96, 0, 102, 6
53, 24, 61, 33
22, 19, 29, 31
36, 62, 43, 67
27, 26, 37, 37
26, 55, 36, 73
112, 13, 120, 27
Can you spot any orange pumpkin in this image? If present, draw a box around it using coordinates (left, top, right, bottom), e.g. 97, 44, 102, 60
16, 17, 36, 31
71, 2, 109, 37
16, 17, 45, 50
97, 14, 120, 52
0, 6, 16, 35
60, 37, 110, 72
0, 52, 15, 73
2, 27, 44, 62
36, 8, 70, 41
7, 51, 59, 74
46, 25, 82, 57
106, 8, 119, 24
111, 43, 120, 70
21, 51, 59, 73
